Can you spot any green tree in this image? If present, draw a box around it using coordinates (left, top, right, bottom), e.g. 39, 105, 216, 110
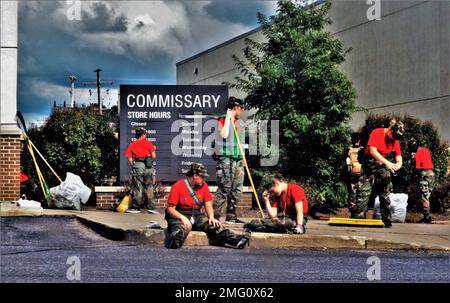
23, 108, 118, 196
227, 1, 356, 211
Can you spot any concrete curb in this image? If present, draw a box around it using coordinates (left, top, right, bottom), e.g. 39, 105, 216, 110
75, 215, 450, 252
76, 216, 167, 245
2, 206, 447, 251
0, 203, 44, 217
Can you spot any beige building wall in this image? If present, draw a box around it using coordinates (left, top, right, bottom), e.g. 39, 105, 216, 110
177, 0, 450, 144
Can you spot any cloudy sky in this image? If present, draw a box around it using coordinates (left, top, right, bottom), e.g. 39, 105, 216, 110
17, 0, 278, 126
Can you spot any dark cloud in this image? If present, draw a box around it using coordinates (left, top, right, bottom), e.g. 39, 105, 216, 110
204, 0, 276, 26
16, 1, 277, 126
17, 1, 174, 122
80, 2, 128, 33
135, 20, 146, 30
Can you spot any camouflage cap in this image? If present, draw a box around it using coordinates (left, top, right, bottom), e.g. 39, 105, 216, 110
226, 97, 244, 110
408, 137, 418, 150
390, 121, 405, 140
135, 127, 147, 136
187, 162, 209, 177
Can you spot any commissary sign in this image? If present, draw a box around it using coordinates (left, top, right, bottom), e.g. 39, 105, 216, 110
119, 85, 228, 182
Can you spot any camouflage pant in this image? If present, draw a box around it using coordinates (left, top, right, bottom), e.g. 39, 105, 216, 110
417, 169, 435, 214
354, 160, 393, 220
166, 209, 245, 249
214, 156, 244, 219
347, 176, 359, 212
131, 162, 155, 210
244, 217, 298, 234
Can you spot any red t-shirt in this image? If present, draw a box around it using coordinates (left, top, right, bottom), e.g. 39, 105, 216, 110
20, 173, 28, 183
271, 183, 308, 216
125, 139, 155, 158
166, 179, 213, 210
218, 117, 241, 133
365, 128, 401, 158
415, 147, 434, 169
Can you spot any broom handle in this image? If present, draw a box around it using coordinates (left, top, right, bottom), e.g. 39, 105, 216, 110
28, 137, 62, 183
230, 120, 265, 219
27, 139, 47, 199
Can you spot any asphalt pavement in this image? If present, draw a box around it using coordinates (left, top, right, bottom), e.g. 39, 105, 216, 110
1, 216, 449, 283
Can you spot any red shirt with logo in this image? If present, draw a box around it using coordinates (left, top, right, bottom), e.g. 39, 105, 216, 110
271, 183, 308, 216
365, 128, 401, 158
167, 179, 213, 210
125, 139, 155, 158
218, 117, 241, 133
414, 147, 434, 169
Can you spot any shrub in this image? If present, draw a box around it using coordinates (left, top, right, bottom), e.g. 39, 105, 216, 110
22, 108, 118, 201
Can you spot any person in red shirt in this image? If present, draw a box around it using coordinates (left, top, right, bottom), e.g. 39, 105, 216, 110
244, 173, 308, 234
165, 163, 251, 249
354, 120, 405, 227
408, 138, 435, 223
125, 127, 157, 214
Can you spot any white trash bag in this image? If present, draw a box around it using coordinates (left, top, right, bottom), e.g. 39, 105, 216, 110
17, 195, 42, 209
374, 193, 408, 223
49, 172, 91, 210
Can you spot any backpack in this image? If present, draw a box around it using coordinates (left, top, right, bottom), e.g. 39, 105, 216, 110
347, 147, 362, 176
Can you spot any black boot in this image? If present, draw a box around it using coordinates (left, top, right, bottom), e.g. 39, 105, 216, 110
243, 222, 265, 232
167, 229, 185, 249
222, 228, 251, 249
417, 213, 432, 224
382, 218, 392, 228
234, 229, 251, 249
225, 214, 245, 224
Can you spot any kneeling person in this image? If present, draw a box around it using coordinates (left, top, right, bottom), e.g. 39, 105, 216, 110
165, 163, 250, 249
245, 174, 308, 234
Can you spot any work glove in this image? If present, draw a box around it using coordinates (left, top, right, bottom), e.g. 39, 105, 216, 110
292, 225, 306, 234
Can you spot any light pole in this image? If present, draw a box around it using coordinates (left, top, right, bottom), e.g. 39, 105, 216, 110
82, 69, 114, 115
68, 75, 77, 108
94, 69, 102, 114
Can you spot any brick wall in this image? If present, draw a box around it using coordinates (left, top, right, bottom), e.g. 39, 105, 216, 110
95, 186, 257, 217
0, 134, 21, 201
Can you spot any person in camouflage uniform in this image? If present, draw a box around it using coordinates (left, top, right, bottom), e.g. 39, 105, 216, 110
165, 163, 251, 249
354, 120, 405, 228
125, 127, 158, 214
213, 97, 245, 224
244, 173, 308, 234
408, 138, 435, 223
343, 132, 363, 215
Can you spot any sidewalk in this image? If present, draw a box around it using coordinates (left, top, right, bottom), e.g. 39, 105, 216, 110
1, 203, 448, 251
33, 208, 449, 251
